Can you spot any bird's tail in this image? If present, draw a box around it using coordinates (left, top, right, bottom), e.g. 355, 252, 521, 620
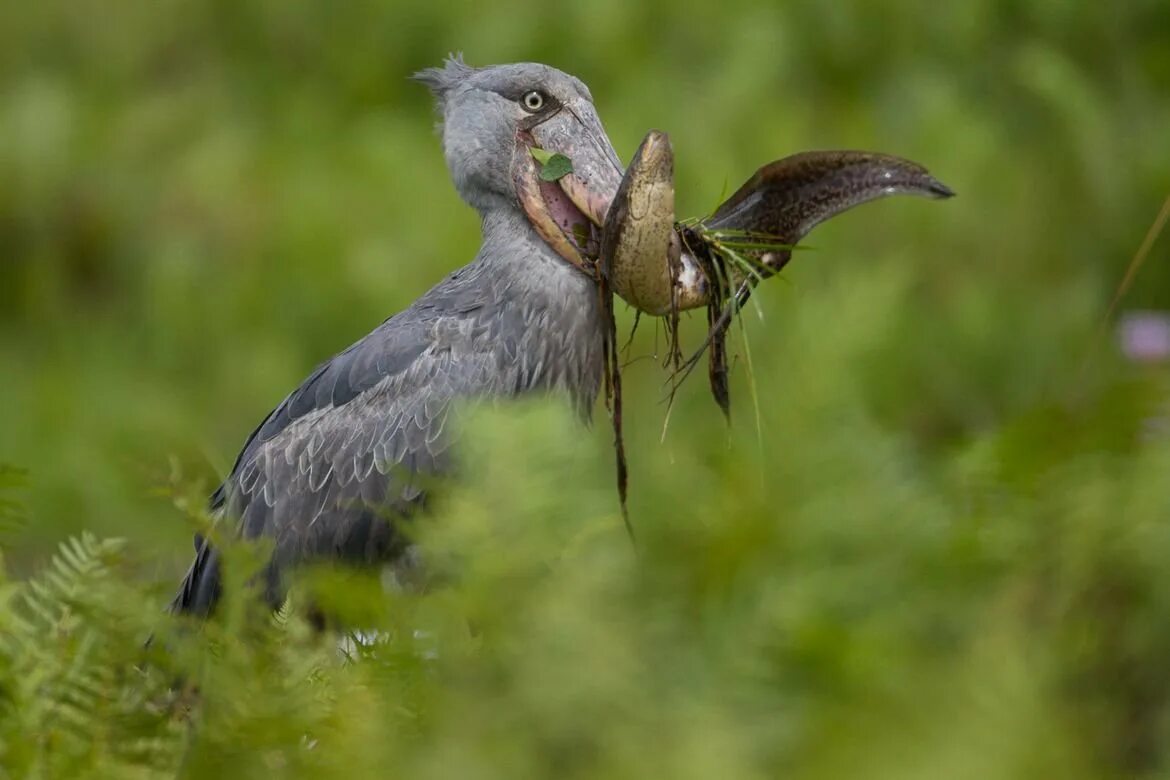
169, 533, 222, 616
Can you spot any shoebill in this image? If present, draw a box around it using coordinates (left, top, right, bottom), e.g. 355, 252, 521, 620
171, 57, 629, 613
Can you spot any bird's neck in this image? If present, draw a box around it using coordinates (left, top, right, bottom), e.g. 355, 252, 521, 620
474, 206, 605, 418
477, 207, 597, 298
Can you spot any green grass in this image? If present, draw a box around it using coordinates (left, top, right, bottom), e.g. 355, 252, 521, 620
2, 0, 1170, 776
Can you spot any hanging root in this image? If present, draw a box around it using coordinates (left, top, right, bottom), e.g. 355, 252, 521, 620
598, 268, 636, 548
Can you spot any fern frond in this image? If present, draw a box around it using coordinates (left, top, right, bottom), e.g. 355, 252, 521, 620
0, 533, 182, 777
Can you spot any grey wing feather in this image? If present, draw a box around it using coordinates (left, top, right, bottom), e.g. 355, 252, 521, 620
173, 301, 501, 614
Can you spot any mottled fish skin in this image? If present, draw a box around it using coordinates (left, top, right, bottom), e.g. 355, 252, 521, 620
707, 150, 954, 276
600, 130, 678, 314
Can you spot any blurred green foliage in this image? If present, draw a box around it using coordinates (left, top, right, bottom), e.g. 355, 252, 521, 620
2, 0, 1170, 777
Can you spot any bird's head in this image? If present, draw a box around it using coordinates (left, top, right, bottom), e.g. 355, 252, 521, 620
414, 55, 624, 276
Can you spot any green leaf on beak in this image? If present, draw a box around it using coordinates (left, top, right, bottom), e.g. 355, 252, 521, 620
530, 147, 574, 182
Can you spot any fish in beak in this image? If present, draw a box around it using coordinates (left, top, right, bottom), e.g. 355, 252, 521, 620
513, 98, 956, 319
511, 97, 624, 277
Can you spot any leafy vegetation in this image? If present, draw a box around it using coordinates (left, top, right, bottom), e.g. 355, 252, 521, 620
2, 0, 1169, 777
3, 398, 1170, 777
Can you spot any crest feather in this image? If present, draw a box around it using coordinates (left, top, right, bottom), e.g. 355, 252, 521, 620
411, 52, 474, 110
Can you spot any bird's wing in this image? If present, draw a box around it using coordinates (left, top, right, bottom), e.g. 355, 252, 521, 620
174, 297, 508, 612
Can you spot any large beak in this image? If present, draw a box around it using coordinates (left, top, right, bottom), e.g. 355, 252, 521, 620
511, 98, 624, 277
511, 105, 710, 313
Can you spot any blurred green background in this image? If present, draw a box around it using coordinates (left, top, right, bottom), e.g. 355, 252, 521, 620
2, 0, 1170, 776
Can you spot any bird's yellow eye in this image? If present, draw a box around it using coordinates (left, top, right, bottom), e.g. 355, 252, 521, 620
521, 90, 545, 112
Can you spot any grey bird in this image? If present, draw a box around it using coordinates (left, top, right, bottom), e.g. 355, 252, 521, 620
171, 56, 625, 614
